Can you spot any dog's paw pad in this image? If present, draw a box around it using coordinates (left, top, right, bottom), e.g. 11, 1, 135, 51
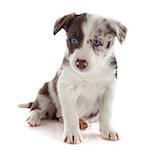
63, 133, 82, 144
100, 129, 119, 141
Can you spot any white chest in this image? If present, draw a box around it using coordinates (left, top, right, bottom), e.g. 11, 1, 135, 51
58, 65, 114, 117
76, 80, 106, 117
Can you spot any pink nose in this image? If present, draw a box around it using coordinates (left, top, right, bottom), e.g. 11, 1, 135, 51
75, 59, 88, 70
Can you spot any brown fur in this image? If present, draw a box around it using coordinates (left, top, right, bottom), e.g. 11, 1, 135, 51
110, 57, 117, 69
53, 13, 76, 35
66, 13, 87, 53
52, 73, 59, 96
39, 82, 49, 96
110, 57, 117, 78
62, 56, 69, 66
53, 13, 87, 54
30, 100, 39, 110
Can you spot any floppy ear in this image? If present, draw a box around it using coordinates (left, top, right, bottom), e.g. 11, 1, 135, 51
53, 13, 76, 35
108, 19, 127, 44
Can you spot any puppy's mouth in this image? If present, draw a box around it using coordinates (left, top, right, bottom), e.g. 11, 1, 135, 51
74, 65, 89, 73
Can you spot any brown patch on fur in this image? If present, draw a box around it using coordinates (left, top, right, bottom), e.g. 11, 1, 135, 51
39, 82, 49, 96
27, 102, 33, 108
52, 73, 59, 96
63, 56, 69, 66
53, 13, 76, 35
30, 100, 39, 110
106, 40, 114, 49
116, 22, 127, 43
58, 116, 64, 123
66, 13, 87, 53
115, 72, 117, 78
110, 57, 117, 69
106, 23, 116, 36
110, 57, 117, 78
53, 13, 87, 54
88, 112, 99, 118
98, 29, 102, 34
106, 21, 127, 43
106, 41, 111, 48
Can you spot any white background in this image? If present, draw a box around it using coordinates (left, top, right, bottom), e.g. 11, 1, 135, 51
0, 0, 150, 149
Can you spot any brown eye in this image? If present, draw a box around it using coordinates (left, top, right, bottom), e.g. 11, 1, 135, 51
94, 39, 103, 47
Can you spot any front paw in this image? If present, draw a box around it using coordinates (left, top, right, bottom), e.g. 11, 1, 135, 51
63, 132, 82, 144
100, 129, 119, 141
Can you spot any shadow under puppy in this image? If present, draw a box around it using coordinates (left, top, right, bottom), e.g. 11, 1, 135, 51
19, 13, 127, 144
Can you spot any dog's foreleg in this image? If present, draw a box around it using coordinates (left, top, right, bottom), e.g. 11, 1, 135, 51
58, 84, 81, 144
99, 83, 119, 141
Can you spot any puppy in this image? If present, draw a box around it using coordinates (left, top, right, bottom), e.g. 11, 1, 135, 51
19, 13, 127, 144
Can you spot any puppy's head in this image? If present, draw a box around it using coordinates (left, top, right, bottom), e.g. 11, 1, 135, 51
54, 13, 127, 73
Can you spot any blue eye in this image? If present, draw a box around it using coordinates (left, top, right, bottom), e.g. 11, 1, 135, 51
94, 39, 103, 46
71, 37, 78, 45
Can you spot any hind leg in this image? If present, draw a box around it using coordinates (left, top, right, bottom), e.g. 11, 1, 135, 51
26, 94, 56, 127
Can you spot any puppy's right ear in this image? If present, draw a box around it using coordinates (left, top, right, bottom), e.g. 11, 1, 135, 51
108, 19, 127, 44
53, 13, 76, 35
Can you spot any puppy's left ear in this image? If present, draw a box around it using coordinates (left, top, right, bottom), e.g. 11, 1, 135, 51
53, 13, 76, 35
108, 19, 127, 44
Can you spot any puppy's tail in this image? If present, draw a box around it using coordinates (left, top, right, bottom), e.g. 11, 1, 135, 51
18, 102, 33, 108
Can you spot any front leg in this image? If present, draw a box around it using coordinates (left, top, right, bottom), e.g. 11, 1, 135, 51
99, 83, 119, 141
58, 83, 81, 144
